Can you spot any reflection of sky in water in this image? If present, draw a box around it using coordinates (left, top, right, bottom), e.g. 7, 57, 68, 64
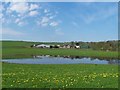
1, 56, 120, 65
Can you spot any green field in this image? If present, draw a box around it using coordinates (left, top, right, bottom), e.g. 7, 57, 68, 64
2, 41, 118, 59
1, 41, 119, 88
2, 63, 118, 88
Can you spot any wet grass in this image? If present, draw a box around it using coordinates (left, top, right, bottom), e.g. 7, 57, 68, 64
2, 63, 118, 88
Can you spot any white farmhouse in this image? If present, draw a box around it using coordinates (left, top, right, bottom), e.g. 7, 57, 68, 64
75, 45, 80, 49
35, 44, 50, 48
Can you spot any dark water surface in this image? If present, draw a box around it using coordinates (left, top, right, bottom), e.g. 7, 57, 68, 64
1, 56, 120, 65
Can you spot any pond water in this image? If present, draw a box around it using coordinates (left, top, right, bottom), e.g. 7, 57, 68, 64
1, 56, 120, 65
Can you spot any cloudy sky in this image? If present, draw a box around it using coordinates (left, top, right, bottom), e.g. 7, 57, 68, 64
1, 2, 118, 42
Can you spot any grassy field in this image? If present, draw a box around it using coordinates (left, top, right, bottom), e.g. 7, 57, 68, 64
2, 41, 118, 59
1, 41, 119, 88
2, 63, 118, 88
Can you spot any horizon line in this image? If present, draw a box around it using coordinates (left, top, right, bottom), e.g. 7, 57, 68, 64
1, 39, 119, 43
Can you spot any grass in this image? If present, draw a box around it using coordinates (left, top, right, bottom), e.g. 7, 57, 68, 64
2, 41, 118, 59
2, 63, 118, 88
1, 41, 119, 88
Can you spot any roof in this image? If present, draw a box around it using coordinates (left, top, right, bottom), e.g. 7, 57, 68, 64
36, 44, 50, 47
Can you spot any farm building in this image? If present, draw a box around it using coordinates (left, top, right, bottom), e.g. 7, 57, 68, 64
75, 45, 80, 49
35, 44, 50, 48
31, 43, 81, 49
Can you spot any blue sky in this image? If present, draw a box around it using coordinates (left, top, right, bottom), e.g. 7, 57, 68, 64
1, 2, 118, 42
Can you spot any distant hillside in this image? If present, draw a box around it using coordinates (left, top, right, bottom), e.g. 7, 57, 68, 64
1, 40, 119, 51
70, 40, 119, 51
1, 41, 63, 48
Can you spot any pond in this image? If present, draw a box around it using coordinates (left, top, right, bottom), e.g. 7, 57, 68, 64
1, 55, 120, 65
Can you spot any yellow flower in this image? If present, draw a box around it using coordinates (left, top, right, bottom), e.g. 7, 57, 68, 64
10, 85, 13, 87
103, 74, 107, 78
116, 75, 118, 77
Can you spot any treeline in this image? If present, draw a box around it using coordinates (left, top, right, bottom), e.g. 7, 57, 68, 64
65, 40, 119, 51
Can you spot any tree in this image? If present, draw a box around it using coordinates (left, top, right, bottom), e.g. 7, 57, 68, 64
71, 41, 74, 48
76, 42, 79, 46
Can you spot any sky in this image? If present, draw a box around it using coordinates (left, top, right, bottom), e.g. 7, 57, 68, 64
1, 2, 118, 42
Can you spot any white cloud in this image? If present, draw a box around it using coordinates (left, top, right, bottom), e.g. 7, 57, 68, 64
17, 14, 21, 17
50, 21, 58, 27
2, 2, 60, 28
15, 18, 20, 23
15, 18, 26, 26
0, 4, 5, 11
1, 18, 5, 23
41, 17, 50, 23
29, 10, 38, 16
0, 13, 3, 19
49, 15, 56, 19
38, 16, 50, 27
38, 17, 59, 27
9, 2, 29, 14
49, 16, 54, 19
46, 13, 52, 16
44, 9, 49, 13
41, 23, 48, 27
29, 4, 39, 11
1, 28, 24, 36
18, 21, 26, 26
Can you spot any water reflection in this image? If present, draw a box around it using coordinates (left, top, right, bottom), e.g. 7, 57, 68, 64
108, 60, 120, 64
1, 55, 119, 65
33, 55, 119, 60
32, 55, 120, 65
